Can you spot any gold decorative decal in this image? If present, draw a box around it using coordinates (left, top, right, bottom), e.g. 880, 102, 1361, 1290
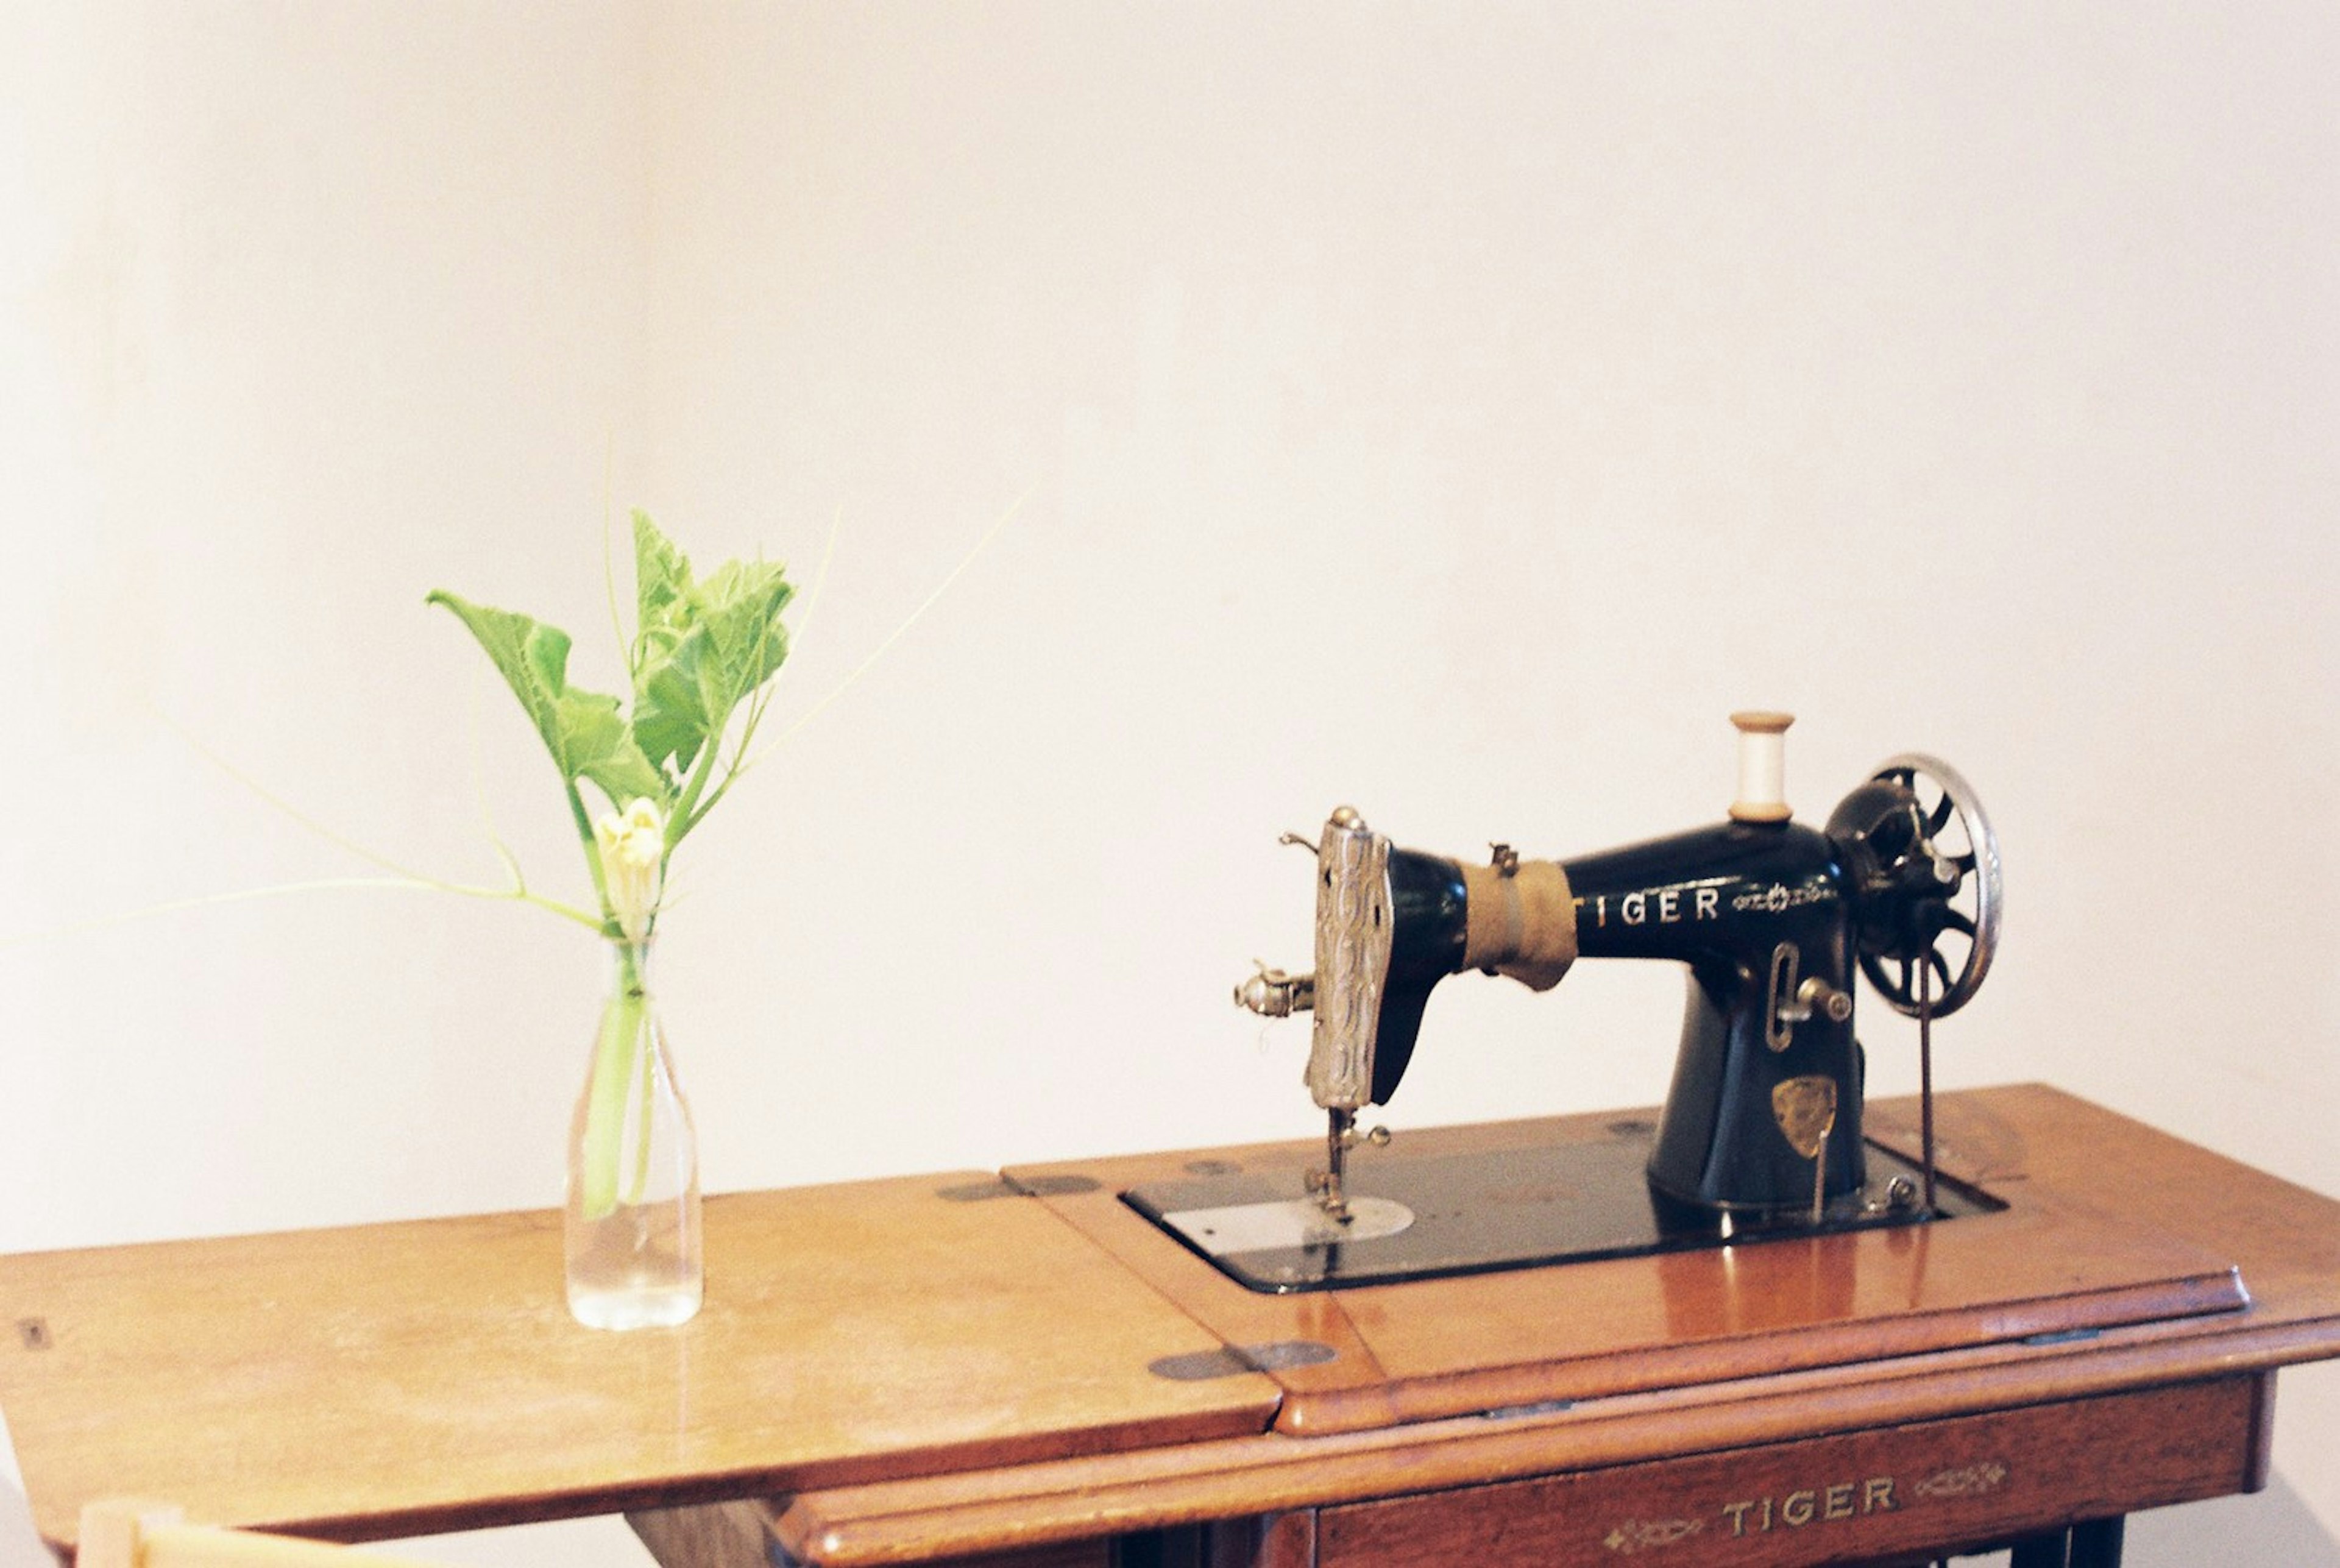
1602, 1518, 1702, 1555
1771, 1075, 1838, 1160
1641, 1460, 2012, 1550
1710, 1476, 1902, 1541
1916, 1461, 2009, 1499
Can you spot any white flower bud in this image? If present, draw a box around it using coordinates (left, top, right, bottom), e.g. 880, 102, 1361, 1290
595, 798, 665, 942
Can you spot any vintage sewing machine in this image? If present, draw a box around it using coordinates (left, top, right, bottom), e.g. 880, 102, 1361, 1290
1128, 712, 2006, 1292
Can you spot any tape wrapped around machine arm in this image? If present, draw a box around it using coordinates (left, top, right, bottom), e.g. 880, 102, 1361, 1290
1460, 859, 1578, 992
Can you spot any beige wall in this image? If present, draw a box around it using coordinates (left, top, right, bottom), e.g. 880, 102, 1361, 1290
5, 5, 2334, 1564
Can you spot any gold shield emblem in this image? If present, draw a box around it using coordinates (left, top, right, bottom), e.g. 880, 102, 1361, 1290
1771, 1075, 1838, 1160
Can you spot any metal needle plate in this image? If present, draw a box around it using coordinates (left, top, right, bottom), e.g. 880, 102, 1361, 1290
1154, 1196, 1416, 1258
1126, 1124, 2000, 1294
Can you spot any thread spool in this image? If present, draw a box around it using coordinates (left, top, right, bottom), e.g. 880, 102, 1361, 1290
1730, 711, 1793, 823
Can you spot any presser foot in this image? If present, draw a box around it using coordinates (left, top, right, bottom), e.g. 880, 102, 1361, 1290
1306, 1108, 1391, 1222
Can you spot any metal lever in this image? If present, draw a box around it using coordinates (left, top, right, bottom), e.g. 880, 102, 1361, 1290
1228, 829, 1332, 1018
1790, 976, 1854, 1024
1766, 943, 1852, 1049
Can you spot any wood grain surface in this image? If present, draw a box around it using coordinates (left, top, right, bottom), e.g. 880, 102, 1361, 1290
762, 1087, 2340, 1566
0, 1174, 1279, 1552
762, 1322, 2332, 1566
1313, 1375, 2266, 1567
1003, 1087, 2249, 1435
6, 1087, 2337, 1568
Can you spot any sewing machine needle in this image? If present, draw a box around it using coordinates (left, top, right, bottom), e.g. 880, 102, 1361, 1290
1321, 1107, 1353, 1221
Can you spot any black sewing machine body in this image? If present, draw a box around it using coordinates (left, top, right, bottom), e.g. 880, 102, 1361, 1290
1144, 717, 2001, 1294
1573, 818, 1865, 1213
1364, 818, 1867, 1213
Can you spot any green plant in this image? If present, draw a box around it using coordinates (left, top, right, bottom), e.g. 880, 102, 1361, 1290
428, 511, 793, 941
429, 511, 793, 1219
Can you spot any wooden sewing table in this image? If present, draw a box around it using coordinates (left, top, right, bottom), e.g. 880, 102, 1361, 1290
4, 1085, 2336, 1567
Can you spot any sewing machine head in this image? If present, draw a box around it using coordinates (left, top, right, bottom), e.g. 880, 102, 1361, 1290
1136, 714, 2003, 1292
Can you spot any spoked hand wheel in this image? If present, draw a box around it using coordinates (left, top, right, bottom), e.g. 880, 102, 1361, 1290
1859, 753, 2003, 1020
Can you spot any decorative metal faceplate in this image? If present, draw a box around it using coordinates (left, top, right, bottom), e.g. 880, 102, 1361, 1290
1305, 808, 1393, 1112
1771, 1074, 1840, 1161
1155, 1196, 1416, 1258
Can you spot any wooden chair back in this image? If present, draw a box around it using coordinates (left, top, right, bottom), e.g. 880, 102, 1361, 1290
77, 1503, 451, 1568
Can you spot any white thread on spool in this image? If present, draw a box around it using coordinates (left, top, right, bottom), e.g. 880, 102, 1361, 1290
1730, 711, 1794, 823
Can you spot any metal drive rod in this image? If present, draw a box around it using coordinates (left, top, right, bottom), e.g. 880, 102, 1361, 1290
1919, 955, 1937, 1216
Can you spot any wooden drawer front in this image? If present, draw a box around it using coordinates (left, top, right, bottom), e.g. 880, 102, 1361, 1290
1317, 1375, 2266, 1568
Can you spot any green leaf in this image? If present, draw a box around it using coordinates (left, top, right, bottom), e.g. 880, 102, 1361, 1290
629, 545, 793, 781
631, 511, 692, 660
426, 589, 672, 814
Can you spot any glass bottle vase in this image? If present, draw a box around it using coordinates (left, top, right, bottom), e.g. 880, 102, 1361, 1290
565, 937, 702, 1330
